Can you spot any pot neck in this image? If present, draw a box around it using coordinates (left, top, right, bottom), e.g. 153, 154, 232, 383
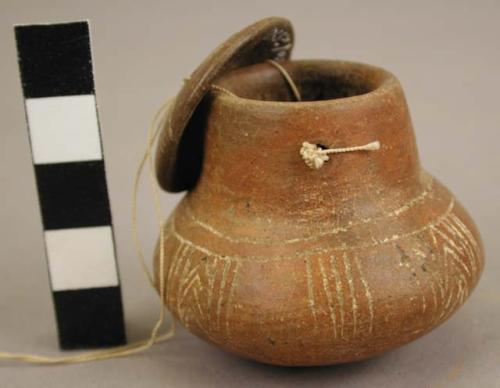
193, 62, 422, 209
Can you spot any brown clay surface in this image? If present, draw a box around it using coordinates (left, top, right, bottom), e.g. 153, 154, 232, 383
155, 60, 484, 366
155, 17, 294, 192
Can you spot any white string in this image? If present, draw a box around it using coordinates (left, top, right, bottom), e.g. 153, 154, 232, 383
300, 141, 381, 169
266, 59, 302, 101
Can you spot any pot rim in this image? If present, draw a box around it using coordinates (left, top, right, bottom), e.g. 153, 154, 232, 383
212, 59, 400, 109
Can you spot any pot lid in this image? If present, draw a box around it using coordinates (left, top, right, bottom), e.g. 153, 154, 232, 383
155, 17, 294, 192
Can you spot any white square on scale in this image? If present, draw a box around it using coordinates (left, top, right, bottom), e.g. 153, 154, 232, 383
25, 94, 103, 164
45, 225, 119, 291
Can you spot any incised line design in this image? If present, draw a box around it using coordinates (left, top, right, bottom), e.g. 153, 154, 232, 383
184, 176, 435, 245
170, 197, 455, 261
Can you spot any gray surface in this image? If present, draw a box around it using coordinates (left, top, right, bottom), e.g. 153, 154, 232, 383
1, 0, 499, 387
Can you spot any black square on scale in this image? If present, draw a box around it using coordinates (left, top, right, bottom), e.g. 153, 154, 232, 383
34, 160, 112, 230
15, 22, 95, 98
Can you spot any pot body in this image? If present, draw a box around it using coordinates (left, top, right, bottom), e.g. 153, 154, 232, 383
155, 60, 484, 366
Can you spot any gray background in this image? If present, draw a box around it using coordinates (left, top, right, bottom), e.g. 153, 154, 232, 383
1, 0, 499, 387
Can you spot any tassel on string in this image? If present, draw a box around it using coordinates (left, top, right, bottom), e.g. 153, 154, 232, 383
300, 141, 381, 170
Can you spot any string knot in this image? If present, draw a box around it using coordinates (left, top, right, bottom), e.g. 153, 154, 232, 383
300, 142, 330, 169
300, 140, 380, 170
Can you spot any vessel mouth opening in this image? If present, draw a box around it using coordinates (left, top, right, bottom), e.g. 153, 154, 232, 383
214, 60, 391, 103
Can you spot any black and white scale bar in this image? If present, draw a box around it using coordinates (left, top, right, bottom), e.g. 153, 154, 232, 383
15, 21, 126, 349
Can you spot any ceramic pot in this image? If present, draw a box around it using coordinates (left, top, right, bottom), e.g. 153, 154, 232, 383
154, 60, 483, 366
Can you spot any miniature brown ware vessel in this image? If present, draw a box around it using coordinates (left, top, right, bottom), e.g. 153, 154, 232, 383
154, 59, 484, 366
